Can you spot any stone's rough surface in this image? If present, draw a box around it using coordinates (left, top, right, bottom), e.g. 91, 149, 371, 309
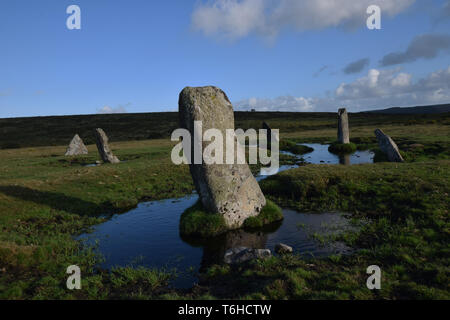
179, 86, 266, 229
275, 243, 293, 254
338, 108, 350, 144
375, 129, 404, 162
65, 134, 88, 156
224, 247, 271, 264
94, 128, 120, 164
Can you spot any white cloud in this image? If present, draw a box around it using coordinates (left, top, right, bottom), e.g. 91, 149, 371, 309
391, 72, 412, 87
235, 66, 450, 112
192, 0, 415, 40
97, 104, 129, 114
236, 95, 314, 112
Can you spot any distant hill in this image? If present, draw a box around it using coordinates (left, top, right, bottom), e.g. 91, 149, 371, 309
1, 111, 449, 149
365, 104, 450, 114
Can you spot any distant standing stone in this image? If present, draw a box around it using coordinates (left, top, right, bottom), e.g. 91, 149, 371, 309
338, 108, 350, 144
65, 134, 88, 156
224, 247, 272, 264
275, 243, 293, 254
179, 86, 266, 229
94, 128, 120, 164
375, 129, 404, 162
262, 121, 279, 148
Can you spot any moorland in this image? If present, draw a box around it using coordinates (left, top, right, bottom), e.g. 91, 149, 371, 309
0, 111, 449, 299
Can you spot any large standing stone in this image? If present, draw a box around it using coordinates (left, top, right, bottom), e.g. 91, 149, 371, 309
65, 134, 88, 156
94, 128, 120, 164
338, 108, 350, 144
375, 129, 404, 162
179, 86, 266, 229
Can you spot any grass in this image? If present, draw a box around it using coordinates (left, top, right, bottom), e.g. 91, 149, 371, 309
243, 200, 283, 229
180, 199, 284, 236
179, 200, 228, 238
279, 139, 314, 155
196, 160, 449, 299
0, 111, 449, 299
328, 142, 357, 154
0, 139, 193, 299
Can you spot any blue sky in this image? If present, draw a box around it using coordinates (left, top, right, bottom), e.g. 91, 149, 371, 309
1, 0, 450, 118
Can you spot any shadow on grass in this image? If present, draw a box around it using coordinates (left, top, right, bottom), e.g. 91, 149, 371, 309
0, 185, 114, 216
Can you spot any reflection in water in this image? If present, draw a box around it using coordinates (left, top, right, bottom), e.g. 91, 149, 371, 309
339, 154, 350, 165
181, 228, 270, 272
301, 143, 374, 165
79, 195, 353, 288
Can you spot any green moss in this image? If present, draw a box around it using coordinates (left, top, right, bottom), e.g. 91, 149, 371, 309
179, 200, 228, 237
243, 199, 283, 229
328, 142, 357, 154
280, 139, 314, 155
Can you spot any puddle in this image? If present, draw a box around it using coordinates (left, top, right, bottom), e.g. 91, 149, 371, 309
282, 143, 374, 165
78, 142, 367, 288
79, 195, 353, 288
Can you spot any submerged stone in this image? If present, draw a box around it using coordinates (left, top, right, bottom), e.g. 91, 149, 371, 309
224, 247, 271, 264
179, 86, 266, 229
275, 243, 293, 254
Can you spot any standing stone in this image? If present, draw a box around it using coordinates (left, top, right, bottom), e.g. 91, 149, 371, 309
94, 128, 120, 164
262, 121, 279, 148
338, 108, 350, 144
375, 129, 404, 162
179, 86, 266, 229
65, 134, 88, 156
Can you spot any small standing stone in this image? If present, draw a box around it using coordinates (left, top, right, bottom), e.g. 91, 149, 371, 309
375, 129, 404, 162
338, 108, 350, 144
65, 134, 88, 156
275, 243, 293, 254
94, 128, 120, 164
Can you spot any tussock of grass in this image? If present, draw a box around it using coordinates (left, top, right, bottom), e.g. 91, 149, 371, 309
280, 139, 314, 155
243, 200, 283, 229
179, 201, 228, 238
328, 142, 357, 154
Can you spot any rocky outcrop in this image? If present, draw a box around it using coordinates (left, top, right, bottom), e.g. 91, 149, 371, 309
65, 134, 88, 156
338, 108, 350, 144
275, 243, 293, 254
224, 247, 271, 264
179, 86, 266, 229
94, 128, 120, 164
375, 129, 404, 162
